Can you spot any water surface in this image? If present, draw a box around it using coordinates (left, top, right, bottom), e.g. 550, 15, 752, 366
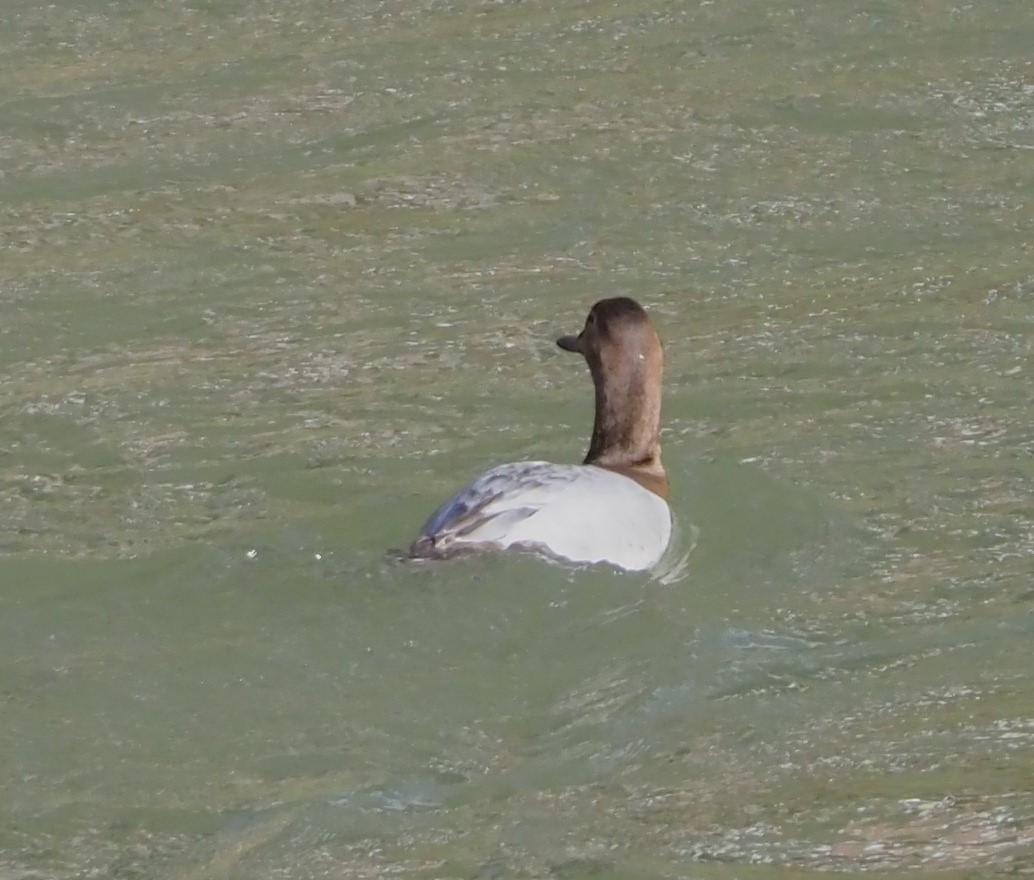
2, 0, 1033, 876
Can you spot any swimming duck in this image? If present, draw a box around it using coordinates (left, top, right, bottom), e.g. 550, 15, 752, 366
410, 297, 671, 571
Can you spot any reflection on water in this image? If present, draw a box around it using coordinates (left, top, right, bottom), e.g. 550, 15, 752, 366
2, 0, 1033, 876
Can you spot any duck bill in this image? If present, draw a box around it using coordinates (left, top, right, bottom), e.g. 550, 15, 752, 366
556, 333, 582, 353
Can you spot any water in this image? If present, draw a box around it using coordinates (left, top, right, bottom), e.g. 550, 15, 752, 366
2, 0, 1033, 876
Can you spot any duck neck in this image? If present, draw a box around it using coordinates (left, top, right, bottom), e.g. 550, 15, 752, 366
583, 359, 667, 498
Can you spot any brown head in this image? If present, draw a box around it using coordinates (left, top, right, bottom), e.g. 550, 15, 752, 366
557, 297, 667, 498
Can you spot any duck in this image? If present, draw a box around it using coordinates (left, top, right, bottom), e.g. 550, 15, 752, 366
409, 297, 671, 571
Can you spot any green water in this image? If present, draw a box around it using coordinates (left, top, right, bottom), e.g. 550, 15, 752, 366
2, 0, 1032, 876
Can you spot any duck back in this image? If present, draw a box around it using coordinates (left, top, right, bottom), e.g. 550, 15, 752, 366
411, 461, 671, 571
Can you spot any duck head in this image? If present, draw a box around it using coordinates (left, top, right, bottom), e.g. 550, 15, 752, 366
557, 297, 668, 498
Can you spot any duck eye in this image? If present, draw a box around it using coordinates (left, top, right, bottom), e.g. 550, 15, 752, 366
587, 312, 596, 325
